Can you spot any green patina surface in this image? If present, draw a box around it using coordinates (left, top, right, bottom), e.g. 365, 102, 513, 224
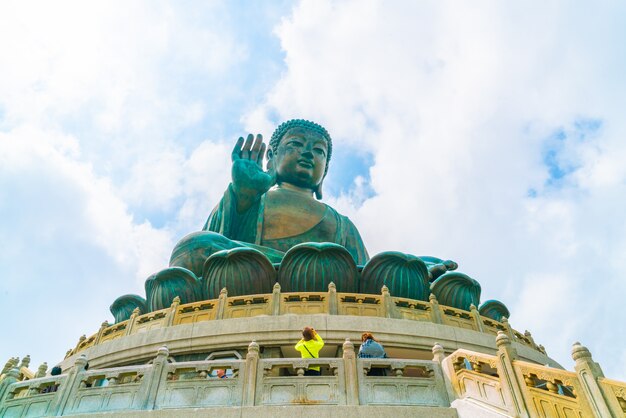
110, 120, 505, 320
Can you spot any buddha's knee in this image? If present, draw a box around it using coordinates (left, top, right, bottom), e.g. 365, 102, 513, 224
169, 231, 243, 277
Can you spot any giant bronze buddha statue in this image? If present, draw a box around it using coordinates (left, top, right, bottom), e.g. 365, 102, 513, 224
112, 120, 463, 316
201, 119, 368, 265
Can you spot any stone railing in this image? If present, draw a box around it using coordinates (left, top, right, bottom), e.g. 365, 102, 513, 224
66, 283, 543, 358
440, 333, 626, 418
0, 340, 451, 416
2, 334, 624, 417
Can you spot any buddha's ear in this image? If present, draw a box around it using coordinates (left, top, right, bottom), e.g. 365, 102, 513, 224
266, 148, 274, 172
314, 180, 324, 200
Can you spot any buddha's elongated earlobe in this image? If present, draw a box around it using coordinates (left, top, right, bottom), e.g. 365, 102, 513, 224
314, 180, 323, 200
266, 148, 274, 172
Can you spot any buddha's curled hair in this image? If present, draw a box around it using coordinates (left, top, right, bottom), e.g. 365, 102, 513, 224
269, 119, 333, 175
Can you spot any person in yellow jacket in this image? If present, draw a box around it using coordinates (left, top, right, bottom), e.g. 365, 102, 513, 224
294, 326, 324, 376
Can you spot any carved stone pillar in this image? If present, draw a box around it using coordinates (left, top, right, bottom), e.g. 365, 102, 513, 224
140, 346, 170, 410
242, 341, 260, 406
381, 285, 400, 319
342, 338, 359, 405
0, 368, 20, 402
216, 287, 228, 319
271, 283, 281, 315
51, 354, 89, 416
165, 296, 181, 327
74, 335, 86, 351
328, 282, 338, 315
94, 321, 110, 345
572, 342, 620, 417
469, 304, 484, 332
500, 316, 515, 339
494, 331, 530, 418
432, 343, 455, 405
429, 294, 443, 324
125, 308, 141, 336
34, 362, 48, 379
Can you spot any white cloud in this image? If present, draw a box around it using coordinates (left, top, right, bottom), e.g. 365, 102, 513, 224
0, 1, 248, 368
245, 0, 626, 380
0, 125, 173, 363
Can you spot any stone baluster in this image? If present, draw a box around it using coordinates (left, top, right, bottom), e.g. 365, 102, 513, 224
572, 342, 621, 417
50, 354, 89, 416
34, 362, 48, 379
328, 282, 338, 315
1, 357, 17, 375
0, 368, 20, 402
271, 283, 281, 315
431, 343, 445, 363
242, 341, 260, 406
429, 294, 443, 324
125, 308, 141, 336
432, 343, 455, 405
216, 287, 228, 320
523, 330, 537, 348
469, 304, 484, 332
140, 346, 170, 410
18, 355, 30, 370
165, 296, 181, 327
494, 331, 530, 418
342, 339, 359, 405
381, 285, 400, 319
500, 316, 515, 340
94, 321, 110, 345
73, 336, 86, 353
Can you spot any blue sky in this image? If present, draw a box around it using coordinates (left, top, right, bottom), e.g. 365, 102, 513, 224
1, 0, 625, 381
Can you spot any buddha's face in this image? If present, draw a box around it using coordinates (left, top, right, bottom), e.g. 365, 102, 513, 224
270, 127, 328, 190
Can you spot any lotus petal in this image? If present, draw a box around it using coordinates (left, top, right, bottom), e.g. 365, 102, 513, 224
203, 247, 275, 299
479, 300, 510, 321
146, 267, 201, 311
430, 272, 481, 310
109, 294, 147, 323
361, 252, 430, 300
277, 242, 358, 293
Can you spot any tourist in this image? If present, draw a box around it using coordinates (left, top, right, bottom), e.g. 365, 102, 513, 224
358, 332, 387, 376
294, 326, 324, 376
41, 366, 63, 393
215, 369, 227, 378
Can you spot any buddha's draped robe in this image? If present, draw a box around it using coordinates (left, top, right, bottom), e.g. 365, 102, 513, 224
203, 185, 369, 265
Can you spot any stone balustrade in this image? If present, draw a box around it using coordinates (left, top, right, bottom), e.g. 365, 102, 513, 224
65, 283, 543, 359
2, 334, 624, 417
440, 334, 626, 417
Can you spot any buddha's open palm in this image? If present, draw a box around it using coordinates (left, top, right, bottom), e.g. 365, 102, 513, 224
231, 134, 275, 195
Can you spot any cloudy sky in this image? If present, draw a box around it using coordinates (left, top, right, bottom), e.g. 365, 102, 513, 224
1, 0, 624, 380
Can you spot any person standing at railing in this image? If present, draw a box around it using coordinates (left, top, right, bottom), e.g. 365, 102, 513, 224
295, 326, 324, 376
358, 332, 387, 376
40, 366, 62, 393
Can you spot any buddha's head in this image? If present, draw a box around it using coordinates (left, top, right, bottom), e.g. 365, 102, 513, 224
267, 119, 333, 199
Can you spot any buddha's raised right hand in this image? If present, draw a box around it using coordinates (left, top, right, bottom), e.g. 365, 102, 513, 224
231, 134, 275, 213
